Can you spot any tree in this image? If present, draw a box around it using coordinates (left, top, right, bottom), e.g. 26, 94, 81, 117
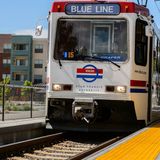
0, 77, 11, 100
21, 80, 32, 100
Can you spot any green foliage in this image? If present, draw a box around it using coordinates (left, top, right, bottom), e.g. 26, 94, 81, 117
3, 77, 10, 84
24, 80, 32, 87
5, 102, 30, 111
21, 80, 32, 99
0, 77, 11, 99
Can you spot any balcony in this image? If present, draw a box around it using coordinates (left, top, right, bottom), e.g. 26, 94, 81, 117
12, 50, 30, 56
11, 65, 29, 72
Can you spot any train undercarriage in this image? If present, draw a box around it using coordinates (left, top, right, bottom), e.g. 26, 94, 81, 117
47, 98, 145, 132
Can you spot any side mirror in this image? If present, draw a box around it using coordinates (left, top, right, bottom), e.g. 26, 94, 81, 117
145, 25, 153, 37
35, 25, 43, 36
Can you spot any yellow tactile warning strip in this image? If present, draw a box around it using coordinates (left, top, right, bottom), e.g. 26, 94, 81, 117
96, 123, 160, 160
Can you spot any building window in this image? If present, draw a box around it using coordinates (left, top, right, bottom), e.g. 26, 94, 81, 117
3, 43, 11, 53
34, 75, 42, 84
15, 74, 20, 81
14, 74, 27, 81
3, 59, 11, 64
13, 44, 29, 51
15, 59, 28, 66
2, 74, 10, 79
34, 44, 43, 53
34, 60, 43, 68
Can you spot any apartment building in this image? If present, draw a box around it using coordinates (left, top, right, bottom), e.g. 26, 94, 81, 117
0, 34, 48, 85
0, 34, 12, 81
10, 35, 32, 85
32, 38, 48, 85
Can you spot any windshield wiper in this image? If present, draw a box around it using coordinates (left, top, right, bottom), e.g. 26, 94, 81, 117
81, 55, 121, 69
58, 59, 62, 68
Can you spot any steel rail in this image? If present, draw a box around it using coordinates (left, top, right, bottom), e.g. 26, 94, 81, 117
70, 136, 121, 160
0, 132, 64, 157
2, 132, 123, 160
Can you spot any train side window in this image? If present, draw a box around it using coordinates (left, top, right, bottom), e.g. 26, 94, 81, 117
135, 19, 148, 66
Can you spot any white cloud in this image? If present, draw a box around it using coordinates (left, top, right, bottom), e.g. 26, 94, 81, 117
14, 29, 48, 38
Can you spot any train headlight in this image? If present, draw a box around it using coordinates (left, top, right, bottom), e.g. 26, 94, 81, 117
115, 86, 126, 93
52, 84, 62, 91
52, 84, 72, 91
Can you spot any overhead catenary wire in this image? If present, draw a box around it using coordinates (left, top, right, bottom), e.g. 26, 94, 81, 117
145, 0, 148, 6
136, 0, 148, 6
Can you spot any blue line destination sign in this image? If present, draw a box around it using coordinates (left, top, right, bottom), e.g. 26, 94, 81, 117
65, 3, 120, 15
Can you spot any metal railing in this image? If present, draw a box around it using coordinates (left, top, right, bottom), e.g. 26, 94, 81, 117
0, 84, 46, 121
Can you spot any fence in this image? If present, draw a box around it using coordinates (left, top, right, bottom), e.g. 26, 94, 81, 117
0, 84, 46, 121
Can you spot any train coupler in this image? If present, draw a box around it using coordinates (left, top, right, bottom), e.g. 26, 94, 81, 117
72, 98, 98, 124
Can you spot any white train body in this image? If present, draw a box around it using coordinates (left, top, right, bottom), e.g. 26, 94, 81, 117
46, 0, 160, 132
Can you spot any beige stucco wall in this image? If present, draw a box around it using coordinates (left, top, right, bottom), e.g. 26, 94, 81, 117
32, 38, 48, 84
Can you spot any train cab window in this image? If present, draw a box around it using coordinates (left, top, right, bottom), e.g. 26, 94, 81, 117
135, 19, 148, 66
92, 25, 111, 53
54, 19, 128, 62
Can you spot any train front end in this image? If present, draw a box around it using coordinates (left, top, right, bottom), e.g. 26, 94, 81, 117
46, 0, 149, 132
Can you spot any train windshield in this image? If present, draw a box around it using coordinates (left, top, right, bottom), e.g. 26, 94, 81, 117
54, 19, 128, 62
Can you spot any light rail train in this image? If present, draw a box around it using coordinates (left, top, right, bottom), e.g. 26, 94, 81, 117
46, 0, 160, 132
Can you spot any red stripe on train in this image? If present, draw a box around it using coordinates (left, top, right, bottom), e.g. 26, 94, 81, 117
130, 80, 147, 87
77, 68, 103, 74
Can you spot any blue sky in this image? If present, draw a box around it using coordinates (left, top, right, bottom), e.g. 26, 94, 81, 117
0, 0, 51, 36
0, 0, 160, 36
146, 0, 160, 28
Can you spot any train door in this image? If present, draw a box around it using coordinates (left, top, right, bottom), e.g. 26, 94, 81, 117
150, 36, 160, 122
135, 18, 160, 123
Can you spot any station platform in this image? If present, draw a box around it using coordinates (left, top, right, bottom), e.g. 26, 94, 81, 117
85, 121, 160, 160
0, 118, 46, 134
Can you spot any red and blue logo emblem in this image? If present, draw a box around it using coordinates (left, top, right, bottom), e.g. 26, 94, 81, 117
76, 64, 103, 82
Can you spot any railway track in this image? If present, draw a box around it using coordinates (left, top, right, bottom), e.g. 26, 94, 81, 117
3, 132, 123, 160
